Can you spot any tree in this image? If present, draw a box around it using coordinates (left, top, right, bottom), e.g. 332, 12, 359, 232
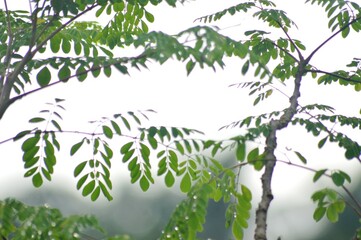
0, 0, 361, 239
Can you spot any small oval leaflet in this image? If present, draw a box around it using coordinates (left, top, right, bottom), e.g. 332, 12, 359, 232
36, 67, 51, 87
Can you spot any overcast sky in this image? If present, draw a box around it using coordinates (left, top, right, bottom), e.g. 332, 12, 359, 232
1, 1, 361, 239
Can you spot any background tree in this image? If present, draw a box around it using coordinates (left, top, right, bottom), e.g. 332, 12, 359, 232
1, 0, 361, 239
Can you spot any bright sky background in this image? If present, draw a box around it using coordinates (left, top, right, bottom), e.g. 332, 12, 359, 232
0, 0, 361, 239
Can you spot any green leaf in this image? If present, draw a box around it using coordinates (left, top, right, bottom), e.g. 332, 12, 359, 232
70, 140, 84, 156
50, 37, 61, 53
145, 11, 154, 22
58, 65, 71, 82
29, 117, 45, 123
51, 120, 62, 131
313, 169, 327, 182
110, 120, 121, 135
313, 207, 326, 222
232, 220, 244, 240
62, 39, 71, 53
120, 142, 133, 154
76, 65, 87, 81
331, 172, 344, 186
241, 60, 250, 75
186, 60, 196, 76
103, 66, 111, 77
91, 186, 101, 201
140, 175, 150, 191
294, 151, 307, 164
76, 174, 88, 190
82, 180, 96, 196
326, 204, 338, 223
148, 135, 158, 149
23, 146, 39, 162
13, 130, 32, 141
99, 181, 113, 201
37, 67, 51, 87
24, 156, 39, 168
102, 125, 113, 139
236, 142, 246, 162
247, 147, 259, 162
165, 171, 175, 187
241, 185, 252, 201
318, 136, 328, 148
175, 141, 185, 155
74, 161, 87, 177
24, 167, 37, 177
180, 173, 191, 193
21, 136, 40, 151
32, 172, 43, 188
122, 149, 135, 162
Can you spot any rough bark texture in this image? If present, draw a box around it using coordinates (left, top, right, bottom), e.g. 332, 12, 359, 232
254, 62, 304, 240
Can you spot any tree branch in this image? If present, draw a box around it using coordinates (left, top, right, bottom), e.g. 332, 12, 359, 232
306, 16, 361, 63
254, 59, 304, 240
275, 19, 303, 62
307, 69, 361, 84
7, 51, 150, 106
0, 3, 99, 120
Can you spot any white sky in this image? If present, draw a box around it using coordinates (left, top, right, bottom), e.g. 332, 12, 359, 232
0, 0, 361, 239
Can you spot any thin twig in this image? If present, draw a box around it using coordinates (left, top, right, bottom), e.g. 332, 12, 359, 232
307, 69, 361, 84
306, 16, 361, 63
0, 3, 99, 119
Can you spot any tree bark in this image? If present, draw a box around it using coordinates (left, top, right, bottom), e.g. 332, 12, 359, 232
254, 61, 305, 240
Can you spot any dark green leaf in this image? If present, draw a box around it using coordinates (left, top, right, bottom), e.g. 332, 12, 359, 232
29, 117, 45, 123
21, 136, 40, 151
148, 135, 158, 149
102, 125, 113, 139
74, 161, 87, 177
24, 156, 39, 168
120, 142, 133, 154
99, 181, 113, 201
91, 186, 101, 201
76, 174, 89, 190
82, 180, 96, 196
32, 172, 43, 188
122, 149, 135, 162
318, 136, 328, 148
76, 65, 87, 81
242, 60, 250, 75
70, 140, 84, 156
145, 11, 154, 22
62, 39, 71, 53
331, 172, 344, 186
37, 67, 51, 87
186, 60, 196, 76
313, 169, 327, 182
110, 120, 122, 135
294, 151, 307, 164
140, 175, 150, 191
13, 130, 32, 141
58, 65, 71, 82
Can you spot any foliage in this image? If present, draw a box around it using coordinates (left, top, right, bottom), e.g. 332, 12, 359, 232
0, 198, 131, 240
1, 0, 361, 239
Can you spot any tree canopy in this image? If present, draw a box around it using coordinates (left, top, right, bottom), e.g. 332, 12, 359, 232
1, 0, 361, 239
